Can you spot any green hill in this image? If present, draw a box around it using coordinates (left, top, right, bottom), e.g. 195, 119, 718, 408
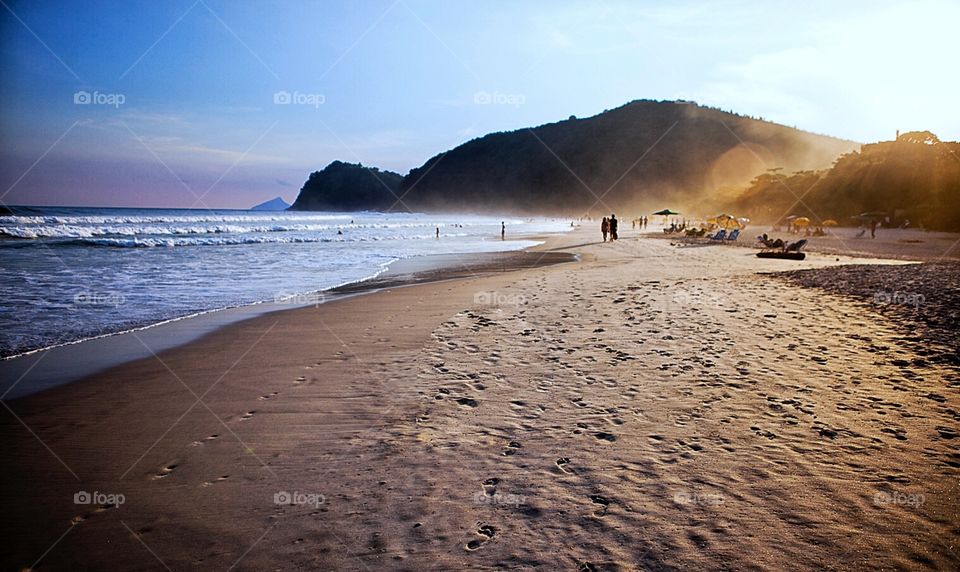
728, 131, 960, 231
397, 100, 857, 214
289, 161, 404, 211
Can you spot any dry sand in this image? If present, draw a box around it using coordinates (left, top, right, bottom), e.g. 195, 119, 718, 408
1, 227, 958, 571
653, 225, 960, 262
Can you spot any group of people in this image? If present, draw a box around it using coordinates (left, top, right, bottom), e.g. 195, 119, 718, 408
601, 214, 619, 242
663, 220, 688, 234
631, 216, 649, 230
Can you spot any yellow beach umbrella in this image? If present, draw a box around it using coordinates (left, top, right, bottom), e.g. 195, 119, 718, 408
822, 219, 839, 227
714, 214, 742, 230
793, 216, 811, 226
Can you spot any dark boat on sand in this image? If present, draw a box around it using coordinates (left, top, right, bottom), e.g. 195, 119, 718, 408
757, 250, 806, 260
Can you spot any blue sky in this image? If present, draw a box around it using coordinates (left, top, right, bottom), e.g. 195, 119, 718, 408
1, 0, 958, 208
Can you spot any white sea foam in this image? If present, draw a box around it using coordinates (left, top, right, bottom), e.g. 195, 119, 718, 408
0, 207, 571, 358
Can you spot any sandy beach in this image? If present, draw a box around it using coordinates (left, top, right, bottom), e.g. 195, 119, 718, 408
2, 227, 958, 571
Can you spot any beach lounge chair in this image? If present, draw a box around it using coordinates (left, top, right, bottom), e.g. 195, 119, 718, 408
757, 238, 807, 260
709, 229, 727, 240
725, 229, 740, 241
785, 239, 807, 253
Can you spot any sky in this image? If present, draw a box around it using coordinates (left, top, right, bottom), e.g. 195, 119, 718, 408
1, 0, 958, 208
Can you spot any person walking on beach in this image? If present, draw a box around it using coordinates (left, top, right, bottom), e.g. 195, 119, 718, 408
609, 214, 619, 241
870, 219, 878, 239
501, 221, 506, 240
436, 227, 440, 239
601, 217, 609, 242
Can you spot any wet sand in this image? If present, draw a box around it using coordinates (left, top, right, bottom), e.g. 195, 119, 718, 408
0, 249, 576, 399
1, 227, 958, 570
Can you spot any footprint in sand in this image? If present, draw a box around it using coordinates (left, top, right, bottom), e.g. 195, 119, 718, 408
936, 426, 958, 439
258, 392, 279, 400
503, 441, 521, 456
465, 524, 496, 551
750, 426, 777, 439
190, 433, 220, 446
881, 426, 908, 441
240, 411, 256, 421
555, 457, 572, 474
594, 431, 617, 442
456, 397, 479, 408
153, 462, 179, 479
201, 475, 230, 487
589, 494, 611, 517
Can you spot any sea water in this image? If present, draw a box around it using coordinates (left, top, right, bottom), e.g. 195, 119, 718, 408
0, 207, 570, 358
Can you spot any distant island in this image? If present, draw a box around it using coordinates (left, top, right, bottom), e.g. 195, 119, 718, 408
289, 99, 960, 230
251, 196, 291, 211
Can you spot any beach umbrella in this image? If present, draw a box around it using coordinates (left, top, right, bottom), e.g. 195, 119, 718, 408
793, 216, 811, 226
714, 214, 742, 229
822, 219, 838, 227
653, 209, 680, 225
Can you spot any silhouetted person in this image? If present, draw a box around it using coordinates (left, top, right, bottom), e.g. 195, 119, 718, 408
501, 221, 505, 240
870, 220, 878, 239
436, 227, 440, 239
601, 217, 609, 242
609, 214, 619, 241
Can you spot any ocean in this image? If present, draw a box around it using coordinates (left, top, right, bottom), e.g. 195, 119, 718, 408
0, 207, 570, 358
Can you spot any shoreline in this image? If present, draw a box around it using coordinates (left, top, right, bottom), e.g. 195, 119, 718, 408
1, 223, 927, 400
0, 243, 576, 400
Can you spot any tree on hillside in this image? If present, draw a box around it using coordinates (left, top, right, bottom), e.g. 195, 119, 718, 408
725, 133, 960, 231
